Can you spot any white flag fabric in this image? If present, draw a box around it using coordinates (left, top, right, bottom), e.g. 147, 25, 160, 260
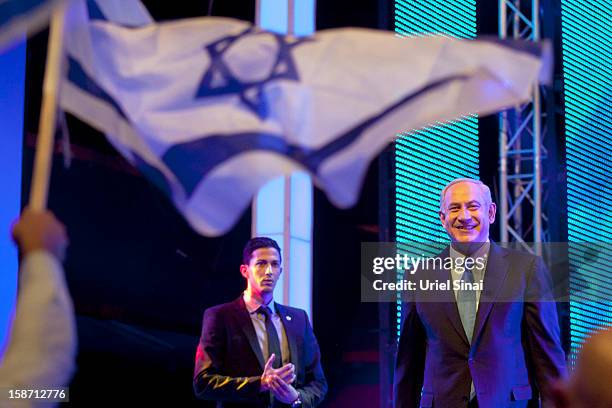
60, 0, 551, 236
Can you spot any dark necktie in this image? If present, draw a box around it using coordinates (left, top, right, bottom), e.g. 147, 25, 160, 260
259, 306, 282, 369
457, 265, 477, 401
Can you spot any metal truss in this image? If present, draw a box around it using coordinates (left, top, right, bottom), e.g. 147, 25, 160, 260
498, 0, 549, 254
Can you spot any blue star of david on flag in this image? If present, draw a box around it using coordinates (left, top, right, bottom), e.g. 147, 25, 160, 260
196, 27, 311, 119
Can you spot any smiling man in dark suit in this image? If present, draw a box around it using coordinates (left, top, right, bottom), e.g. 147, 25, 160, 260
394, 178, 566, 408
194, 237, 327, 408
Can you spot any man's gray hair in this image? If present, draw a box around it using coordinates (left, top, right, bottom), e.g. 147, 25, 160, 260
439, 178, 494, 212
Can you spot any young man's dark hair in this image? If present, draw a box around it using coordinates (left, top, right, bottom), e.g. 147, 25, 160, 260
242, 237, 282, 265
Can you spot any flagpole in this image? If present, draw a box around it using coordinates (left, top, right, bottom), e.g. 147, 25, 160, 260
29, 3, 67, 211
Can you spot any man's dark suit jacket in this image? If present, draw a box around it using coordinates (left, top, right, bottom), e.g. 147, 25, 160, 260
194, 297, 327, 408
394, 243, 566, 408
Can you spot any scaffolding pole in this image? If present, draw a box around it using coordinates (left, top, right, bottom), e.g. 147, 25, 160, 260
498, 0, 548, 254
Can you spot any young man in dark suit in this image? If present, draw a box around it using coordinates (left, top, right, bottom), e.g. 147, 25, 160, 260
394, 178, 566, 408
194, 237, 327, 408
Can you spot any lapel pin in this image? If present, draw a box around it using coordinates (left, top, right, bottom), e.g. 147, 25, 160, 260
286, 316, 292, 321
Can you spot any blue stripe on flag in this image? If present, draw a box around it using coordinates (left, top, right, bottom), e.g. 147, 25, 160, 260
83, 0, 153, 28
163, 74, 469, 196
163, 133, 315, 195
300, 74, 469, 169
86, 0, 107, 22
67, 56, 129, 120
132, 153, 173, 198
0, 0, 49, 28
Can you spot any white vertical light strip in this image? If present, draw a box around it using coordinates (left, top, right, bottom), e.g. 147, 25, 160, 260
259, 0, 288, 34
254, 0, 314, 319
254, 177, 286, 299
293, 0, 316, 36
288, 172, 313, 311
0, 40, 25, 356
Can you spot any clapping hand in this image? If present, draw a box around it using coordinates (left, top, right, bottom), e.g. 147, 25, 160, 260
261, 354, 296, 390
260, 354, 299, 403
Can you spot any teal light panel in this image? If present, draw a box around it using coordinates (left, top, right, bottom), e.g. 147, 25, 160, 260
394, 1, 478, 244
394, 1, 478, 338
560, 0, 612, 366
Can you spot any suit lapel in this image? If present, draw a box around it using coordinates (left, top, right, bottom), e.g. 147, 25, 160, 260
472, 243, 510, 345
433, 248, 471, 347
234, 297, 266, 369
275, 303, 300, 372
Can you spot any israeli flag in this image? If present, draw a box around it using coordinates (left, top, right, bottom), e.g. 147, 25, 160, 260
60, 0, 551, 236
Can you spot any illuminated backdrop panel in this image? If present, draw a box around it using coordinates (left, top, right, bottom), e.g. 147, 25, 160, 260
560, 0, 612, 364
394, 0, 478, 338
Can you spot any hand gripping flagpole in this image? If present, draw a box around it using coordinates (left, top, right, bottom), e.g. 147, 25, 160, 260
29, 2, 67, 211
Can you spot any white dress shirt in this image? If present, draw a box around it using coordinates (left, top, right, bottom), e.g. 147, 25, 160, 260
449, 240, 490, 308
